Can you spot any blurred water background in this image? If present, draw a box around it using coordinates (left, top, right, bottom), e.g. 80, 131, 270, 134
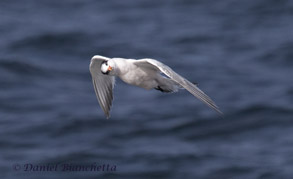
1, 0, 293, 178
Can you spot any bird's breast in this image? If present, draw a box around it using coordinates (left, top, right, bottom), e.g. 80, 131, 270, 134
119, 68, 156, 89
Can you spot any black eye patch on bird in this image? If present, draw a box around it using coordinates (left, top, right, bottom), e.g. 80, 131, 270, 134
101, 60, 112, 75
102, 60, 108, 66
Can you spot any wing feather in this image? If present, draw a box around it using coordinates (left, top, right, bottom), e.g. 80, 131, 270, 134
89, 56, 115, 118
134, 59, 223, 115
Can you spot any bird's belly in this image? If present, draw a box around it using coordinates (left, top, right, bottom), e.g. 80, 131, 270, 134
119, 70, 157, 90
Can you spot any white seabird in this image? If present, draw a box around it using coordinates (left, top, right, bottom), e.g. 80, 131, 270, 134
89, 55, 222, 118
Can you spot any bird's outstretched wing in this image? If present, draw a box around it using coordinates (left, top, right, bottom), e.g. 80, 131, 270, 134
89, 55, 115, 118
134, 59, 223, 115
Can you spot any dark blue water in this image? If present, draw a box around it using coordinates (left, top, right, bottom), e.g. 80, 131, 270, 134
1, 0, 293, 178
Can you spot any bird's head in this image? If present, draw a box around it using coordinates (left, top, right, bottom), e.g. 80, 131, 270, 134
101, 60, 115, 75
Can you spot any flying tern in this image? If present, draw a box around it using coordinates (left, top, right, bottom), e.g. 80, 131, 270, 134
89, 55, 222, 118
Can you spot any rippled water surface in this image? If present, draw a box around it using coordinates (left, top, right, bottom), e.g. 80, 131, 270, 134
1, 0, 293, 178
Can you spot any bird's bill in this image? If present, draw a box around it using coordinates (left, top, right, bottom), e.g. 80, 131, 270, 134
108, 66, 113, 71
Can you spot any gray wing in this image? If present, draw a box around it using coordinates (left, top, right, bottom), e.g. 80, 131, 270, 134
134, 59, 223, 116
89, 55, 115, 118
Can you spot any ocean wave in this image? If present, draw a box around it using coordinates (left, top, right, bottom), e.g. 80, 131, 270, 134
258, 42, 293, 67
164, 105, 293, 140
9, 31, 90, 54
0, 59, 47, 75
